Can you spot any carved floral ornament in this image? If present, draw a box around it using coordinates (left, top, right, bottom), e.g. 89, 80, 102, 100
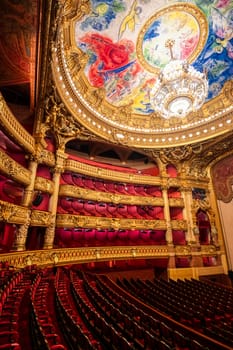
51, 0, 233, 149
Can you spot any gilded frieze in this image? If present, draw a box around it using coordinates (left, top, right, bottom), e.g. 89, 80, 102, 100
200, 245, 218, 256
0, 200, 30, 225
39, 149, 56, 166
0, 150, 31, 185
59, 184, 164, 206
35, 177, 54, 194
0, 93, 35, 153
168, 198, 184, 208
0, 245, 168, 269
171, 220, 188, 231
175, 245, 191, 256
56, 214, 167, 230
65, 159, 162, 185
31, 210, 52, 226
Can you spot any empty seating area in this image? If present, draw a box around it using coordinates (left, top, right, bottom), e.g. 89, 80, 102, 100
60, 172, 163, 197
117, 277, 233, 349
55, 227, 167, 247
1, 262, 232, 349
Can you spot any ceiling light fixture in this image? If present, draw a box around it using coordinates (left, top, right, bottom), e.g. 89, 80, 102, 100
150, 39, 208, 119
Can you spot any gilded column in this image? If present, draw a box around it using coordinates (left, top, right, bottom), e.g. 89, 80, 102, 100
162, 186, 173, 244
13, 145, 44, 251
181, 186, 196, 244
21, 159, 38, 207
13, 211, 31, 251
43, 150, 67, 249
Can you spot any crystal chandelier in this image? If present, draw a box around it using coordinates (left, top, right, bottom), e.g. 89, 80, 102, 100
150, 39, 208, 119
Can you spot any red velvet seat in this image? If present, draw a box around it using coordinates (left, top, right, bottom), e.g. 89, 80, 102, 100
83, 201, 97, 216
127, 205, 143, 219
148, 206, 164, 219
115, 183, 128, 195
95, 229, 107, 241
137, 206, 151, 219
117, 204, 131, 218
84, 229, 96, 242
61, 173, 74, 185
128, 229, 140, 241
105, 182, 117, 193
73, 228, 85, 243
125, 184, 138, 195
107, 203, 118, 217
59, 198, 74, 213
117, 230, 129, 242
146, 186, 162, 197
82, 177, 95, 190
72, 174, 84, 187
56, 228, 73, 244
134, 185, 148, 196
107, 229, 117, 242
139, 230, 150, 241
94, 179, 107, 192
95, 203, 112, 217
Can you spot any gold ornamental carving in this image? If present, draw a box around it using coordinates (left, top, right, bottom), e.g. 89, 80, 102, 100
171, 220, 187, 230
0, 149, 31, 185
39, 149, 56, 166
31, 210, 52, 226
51, 1, 233, 149
175, 245, 191, 256
65, 159, 162, 185
168, 198, 184, 207
0, 200, 30, 225
0, 93, 35, 153
59, 184, 164, 206
201, 245, 217, 255
35, 177, 54, 194
0, 245, 169, 269
56, 214, 167, 230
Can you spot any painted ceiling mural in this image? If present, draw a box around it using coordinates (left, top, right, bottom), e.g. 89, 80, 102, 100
74, 0, 233, 116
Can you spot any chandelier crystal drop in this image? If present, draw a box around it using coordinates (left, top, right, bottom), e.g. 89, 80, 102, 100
150, 39, 208, 119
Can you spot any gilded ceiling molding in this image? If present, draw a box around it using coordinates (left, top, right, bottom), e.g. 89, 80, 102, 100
56, 214, 168, 230
34, 177, 54, 194
0, 149, 31, 186
52, 1, 233, 149
0, 93, 35, 153
59, 184, 164, 206
188, 132, 233, 178
31, 210, 52, 226
0, 245, 168, 269
0, 200, 30, 225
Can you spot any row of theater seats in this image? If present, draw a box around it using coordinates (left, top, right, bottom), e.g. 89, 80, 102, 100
2, 264, 231, 350
0, 266, 34, 350
117, 277, 233, 349
58, 197, 165, 219
55, 228, 167, 247
61, 173, 164, 197
70, 270, 220, 350
55, 268, 102, 349
30, 273, 66, 349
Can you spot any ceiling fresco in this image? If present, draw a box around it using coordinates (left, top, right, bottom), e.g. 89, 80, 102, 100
52, 0, 233, 148
75, 0, 232, 113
